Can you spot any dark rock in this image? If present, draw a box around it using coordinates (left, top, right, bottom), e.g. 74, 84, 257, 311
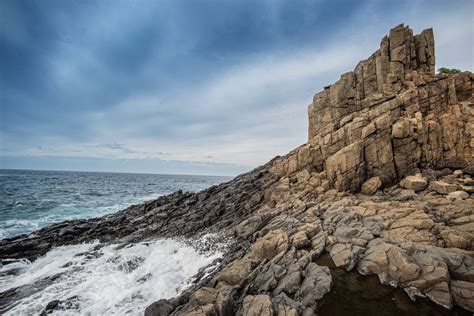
144, 299, 174, 316
436, 157, 469, 170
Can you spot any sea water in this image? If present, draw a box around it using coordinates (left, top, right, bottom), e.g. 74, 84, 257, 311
0, 169, 231, 314
0, 238, 224, 315
0, 169, 230, 239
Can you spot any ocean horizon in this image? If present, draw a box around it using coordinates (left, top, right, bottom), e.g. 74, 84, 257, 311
0, 169, 231, 239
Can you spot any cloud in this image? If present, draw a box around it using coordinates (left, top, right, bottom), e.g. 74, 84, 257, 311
1, 0, 472, 175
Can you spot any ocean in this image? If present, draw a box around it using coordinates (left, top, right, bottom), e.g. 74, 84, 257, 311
0, 169, 231, 239
0, 169, 231, 315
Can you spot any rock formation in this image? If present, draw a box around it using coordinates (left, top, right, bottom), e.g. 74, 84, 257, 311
1, 24, 473, 315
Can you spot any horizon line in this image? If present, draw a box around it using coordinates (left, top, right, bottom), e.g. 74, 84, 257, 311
0, 167, 235, 178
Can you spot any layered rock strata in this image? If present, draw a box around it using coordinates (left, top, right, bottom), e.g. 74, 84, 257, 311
1, 24, 473, 315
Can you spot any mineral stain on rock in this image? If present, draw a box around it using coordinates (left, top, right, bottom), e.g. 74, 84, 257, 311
1, 23, 474, 315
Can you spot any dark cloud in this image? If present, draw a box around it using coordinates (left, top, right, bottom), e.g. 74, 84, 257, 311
1, 0, 472, 175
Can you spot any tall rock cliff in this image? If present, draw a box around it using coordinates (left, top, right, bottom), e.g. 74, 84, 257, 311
1, 24, 473, 315
270, 23, 472, 194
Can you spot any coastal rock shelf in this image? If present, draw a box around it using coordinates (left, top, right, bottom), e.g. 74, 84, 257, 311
1, 24, 473, 315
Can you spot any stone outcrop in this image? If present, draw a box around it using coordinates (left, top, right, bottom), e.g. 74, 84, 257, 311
271, 23, 472, 193
1, 24, 473, 315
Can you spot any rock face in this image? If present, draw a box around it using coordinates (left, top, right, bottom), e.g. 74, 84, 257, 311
1, 24, 473, 315
270, 23, 473, 193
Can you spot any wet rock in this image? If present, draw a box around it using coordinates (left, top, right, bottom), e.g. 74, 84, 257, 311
40, 300, 60, 315
144, 299, 174, 316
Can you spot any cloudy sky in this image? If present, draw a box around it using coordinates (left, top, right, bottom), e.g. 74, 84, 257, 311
1, 0, 472, 175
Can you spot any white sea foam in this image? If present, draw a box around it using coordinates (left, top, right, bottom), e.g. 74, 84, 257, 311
0, 238, 222, 315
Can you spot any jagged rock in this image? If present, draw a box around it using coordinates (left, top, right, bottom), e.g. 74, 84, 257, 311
361, 177, 382, 195
400, 175, 428, 192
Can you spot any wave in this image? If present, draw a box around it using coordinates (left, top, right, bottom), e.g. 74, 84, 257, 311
0, 238, 222, 315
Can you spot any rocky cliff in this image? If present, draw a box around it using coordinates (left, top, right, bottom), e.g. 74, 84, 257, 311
272, 23, 472, 193
1, 24, 473, 315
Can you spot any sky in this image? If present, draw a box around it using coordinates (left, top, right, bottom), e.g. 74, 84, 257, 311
1, 0, 473, 176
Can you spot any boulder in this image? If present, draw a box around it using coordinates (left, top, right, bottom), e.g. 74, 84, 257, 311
400, 175, 428, 192
428, 181, 457, 195
361, 177, 382, 195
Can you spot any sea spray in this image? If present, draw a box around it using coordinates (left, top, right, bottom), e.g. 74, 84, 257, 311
0, 237, 225, 315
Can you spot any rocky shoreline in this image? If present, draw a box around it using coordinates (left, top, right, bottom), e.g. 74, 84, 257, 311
1, 24, 473, 315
